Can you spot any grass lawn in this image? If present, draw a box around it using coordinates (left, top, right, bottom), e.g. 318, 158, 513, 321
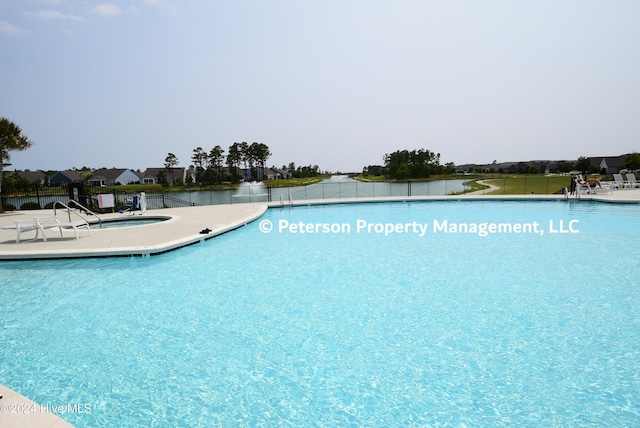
483, 175, 573, 195
263, 176, 327, 187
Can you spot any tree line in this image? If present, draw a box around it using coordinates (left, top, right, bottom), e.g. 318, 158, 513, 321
158, 142, 323, 187
158, 142, 271, 186
364, 148, 456, 180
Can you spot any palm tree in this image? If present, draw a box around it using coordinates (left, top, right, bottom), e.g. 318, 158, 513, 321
1, 117, 33, 213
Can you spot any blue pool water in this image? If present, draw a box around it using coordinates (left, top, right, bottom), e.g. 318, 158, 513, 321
1, 200, 639, 427
89, 217, 168, 229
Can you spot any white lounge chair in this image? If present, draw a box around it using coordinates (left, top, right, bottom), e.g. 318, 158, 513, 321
625, 173, 640, 188
35, 216, 91, 240
575, 176, 605, 195
613, 173, 631, 189
575, 178, 591, 195
1, 219, 46, 243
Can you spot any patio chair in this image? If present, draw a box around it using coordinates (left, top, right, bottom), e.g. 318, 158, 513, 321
1, 219, 46, 243
35, 216, 91, 240
575, 178, 591, 195
575, 177, 604, 195
613, 173, 631, 189
123, 195, 139, 215
625, 173, 640, 188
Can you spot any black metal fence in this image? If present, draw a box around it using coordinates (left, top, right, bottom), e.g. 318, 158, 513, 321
1, 177, 575, 212
1, 184, 198, 212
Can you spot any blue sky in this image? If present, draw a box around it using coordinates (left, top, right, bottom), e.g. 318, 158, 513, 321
1, 1, 639, 173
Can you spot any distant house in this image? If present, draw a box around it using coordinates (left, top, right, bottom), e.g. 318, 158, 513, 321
88, 168, 140, 186
590, 155, 627, 174
201, 166, 232, 183
10, 169, 49, 185
49, 170, 84, 186
455, 164, 479, 173
266, 168, 289, 180
141, 167, 186, 185
185, 166, 196, 184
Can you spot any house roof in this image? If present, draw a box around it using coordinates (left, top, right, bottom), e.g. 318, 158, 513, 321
12, 170, 48, 182
589, 155, 628, 168
141, 167, 185, 178
51, 170, 84, 181
268, 168, 288, 176
90, 168, 135, 181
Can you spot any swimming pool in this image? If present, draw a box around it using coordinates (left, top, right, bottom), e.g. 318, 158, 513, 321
1, 200, 639, 427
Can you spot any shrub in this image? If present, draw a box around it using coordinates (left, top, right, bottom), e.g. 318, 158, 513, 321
2, 203, 16, 211
20, 202, 42, 210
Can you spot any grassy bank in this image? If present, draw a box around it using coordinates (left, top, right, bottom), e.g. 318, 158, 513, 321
481, 175, 573, 195
356, 173, 575, 195
100, 176, 329, 194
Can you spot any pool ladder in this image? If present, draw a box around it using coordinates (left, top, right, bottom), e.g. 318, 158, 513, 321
53, 200, 103, 228
279, 193, 294, 210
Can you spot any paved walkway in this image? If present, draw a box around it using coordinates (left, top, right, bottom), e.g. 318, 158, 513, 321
1, 189, 639, 427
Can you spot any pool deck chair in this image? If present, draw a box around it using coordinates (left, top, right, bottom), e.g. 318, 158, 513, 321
626, 173, 640, 188
1, 219, 47, 243
124, 195, 139, 215
35, 216, 91, 240
575, 176, 611, 195
613, 173, 631, 189
575, 178, 588, 195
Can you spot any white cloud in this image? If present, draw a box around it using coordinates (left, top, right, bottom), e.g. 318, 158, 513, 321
0, 20, 29, 37
24, 10, 84, 21
92, 3, 121, 18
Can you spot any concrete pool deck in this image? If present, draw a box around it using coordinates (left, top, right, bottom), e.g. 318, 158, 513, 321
0, 203, 268, 260
1, 189, 639, 427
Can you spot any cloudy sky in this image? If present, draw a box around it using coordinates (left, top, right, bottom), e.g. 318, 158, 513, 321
1, 0, 639, 173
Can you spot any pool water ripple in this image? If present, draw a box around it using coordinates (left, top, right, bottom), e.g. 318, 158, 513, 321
1, 200, 639, 427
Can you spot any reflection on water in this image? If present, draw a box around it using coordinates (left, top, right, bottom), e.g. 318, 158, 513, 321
2, 178, 471, 211
169, 177, 471, 205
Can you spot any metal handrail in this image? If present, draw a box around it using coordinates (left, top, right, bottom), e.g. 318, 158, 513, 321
53, 200, 102, 228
